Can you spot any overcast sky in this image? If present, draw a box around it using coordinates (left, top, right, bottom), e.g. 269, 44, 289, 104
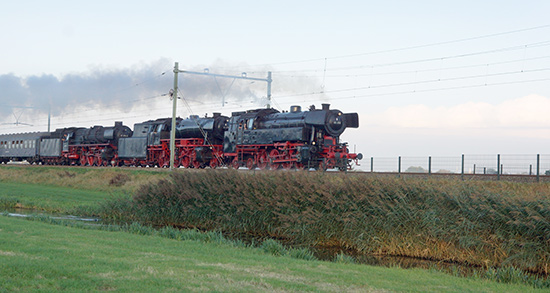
1, 0, 550, 164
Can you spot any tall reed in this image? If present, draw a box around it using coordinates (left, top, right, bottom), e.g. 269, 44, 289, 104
119, 170, 550, 276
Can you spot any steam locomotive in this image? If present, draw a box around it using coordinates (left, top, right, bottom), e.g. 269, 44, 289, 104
0, 104, 362, 171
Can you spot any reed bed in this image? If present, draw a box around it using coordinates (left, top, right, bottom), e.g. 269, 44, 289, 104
98, 169, 550, 276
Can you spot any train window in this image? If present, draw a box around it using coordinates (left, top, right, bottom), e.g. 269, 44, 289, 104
247, 119, 254, 130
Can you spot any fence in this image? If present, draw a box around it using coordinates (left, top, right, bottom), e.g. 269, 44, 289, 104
366, 154, 550, 181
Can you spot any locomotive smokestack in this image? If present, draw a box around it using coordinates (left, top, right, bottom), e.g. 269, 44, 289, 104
213, 112, 221, 117
290, 105, 301, 113
322, 103, 330, 110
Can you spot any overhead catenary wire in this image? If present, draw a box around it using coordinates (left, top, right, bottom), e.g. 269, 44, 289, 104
275, 77, 550, 104
213, 24, 550, 70
177, 88, 224, 166
275, 55, 550, 78
268, 40, 550, 74
272, 67, 550, 98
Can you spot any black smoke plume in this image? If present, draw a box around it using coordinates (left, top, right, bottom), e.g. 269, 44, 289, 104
0, 58, 326, 122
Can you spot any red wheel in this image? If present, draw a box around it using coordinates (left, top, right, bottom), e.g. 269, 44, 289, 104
320, 158, 335, 171
209, 158, 219, 169
258, 151, 269, 170
192, 158, 202, 169
80, 155, 87, 166
157, 157, 165, 168
246, 157, 256, 170
282, 154, 293, 170
230, 158, 240, 169
268, 149, 280, 170
180, 156, 190, 168
190, 151, 201, 168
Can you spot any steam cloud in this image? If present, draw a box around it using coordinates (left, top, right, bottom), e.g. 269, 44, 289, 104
0, 59, 173, 117
0, 58, 326, 122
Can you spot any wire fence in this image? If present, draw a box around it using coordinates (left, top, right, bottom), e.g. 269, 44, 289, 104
367, 154, 550, 181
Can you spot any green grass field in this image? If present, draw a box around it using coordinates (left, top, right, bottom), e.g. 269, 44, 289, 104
0, 181, 114, 212
0, 216, 538, 292
0, 165, 166, 212
1, 165, 548, 290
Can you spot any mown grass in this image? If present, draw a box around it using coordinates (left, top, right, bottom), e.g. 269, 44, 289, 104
0, 165, 168, 212
108, 169, 550, 278
0, 181, 115, 212
0, 165, 167, 194
0, 215, 539, 292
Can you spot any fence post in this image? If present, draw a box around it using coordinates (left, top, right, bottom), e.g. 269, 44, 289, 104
530, 164, 532, 176
497, 154, 500, 181
370, 157, 374, 173
473, 164, 476, 175
461, 154, 465, 181
537, 154, 540, 182
398, 156, 401, 177
428, 156, 432, 175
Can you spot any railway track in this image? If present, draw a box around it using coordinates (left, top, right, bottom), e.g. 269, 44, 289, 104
2, 162, 549, 182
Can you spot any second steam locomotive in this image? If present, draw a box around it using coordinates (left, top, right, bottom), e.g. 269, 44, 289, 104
0, 104, 362, 171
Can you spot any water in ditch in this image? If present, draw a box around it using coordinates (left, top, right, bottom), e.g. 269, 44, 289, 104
3, 207, 100, 223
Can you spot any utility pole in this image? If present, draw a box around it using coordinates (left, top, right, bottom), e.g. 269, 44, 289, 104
170, 62, 179, 170
266, 71, 272, 108
170, 62, 273, 170
47, 105, 51, 132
